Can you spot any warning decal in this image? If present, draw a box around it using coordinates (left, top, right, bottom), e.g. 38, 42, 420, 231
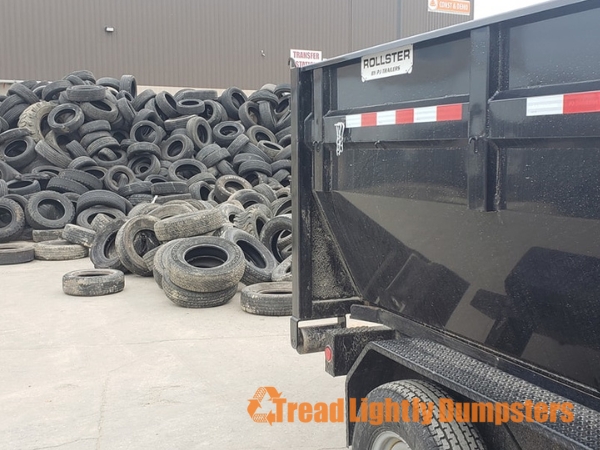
361, 45, 413, 82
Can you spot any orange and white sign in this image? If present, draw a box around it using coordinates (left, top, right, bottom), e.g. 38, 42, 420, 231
428, 0, 471, 16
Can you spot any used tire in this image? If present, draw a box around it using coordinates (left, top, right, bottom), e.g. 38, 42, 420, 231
0, 198, 25, 242
352, 380, 486, 450
115, 214, 160, 276
164, 236, 245, 292
260, 214, 292, 262
272, 255, 292, 282
62, 269, 125, 296
222, 228, 277, 285
0, 243, 34, 265
214, 175, 252, 203
89, 218, 128, 271
240, 282, 292, 316
154, 209, 227, 241
34, 239, 88, 260
162, 271, 238, 308
25, 191, 75, 230
62, 223, 96, 247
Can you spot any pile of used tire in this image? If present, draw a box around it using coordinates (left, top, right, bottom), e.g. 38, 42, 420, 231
0, 71, 293, 315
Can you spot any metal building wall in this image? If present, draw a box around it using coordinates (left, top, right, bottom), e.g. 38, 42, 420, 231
0, 0, 471, 90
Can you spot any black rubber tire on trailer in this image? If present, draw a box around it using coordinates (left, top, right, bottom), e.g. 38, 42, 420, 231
162, 272, 238, 308
222, 228, 277, 285
0, 198, 25, 242
240, 282, 292, 316
62, 269, 125, 296
154, 209, 227, 242
164, 236, 245, 293
0, 243, 34, 265
34, 239, 88, 261
25, 191, 75, 230
62, 224, 96, 247
352, 380, 486, 450
115, 214, 161, 276
89, 218, 128, 272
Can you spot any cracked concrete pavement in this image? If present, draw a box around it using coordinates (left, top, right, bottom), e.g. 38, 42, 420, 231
0, 257, 348, 450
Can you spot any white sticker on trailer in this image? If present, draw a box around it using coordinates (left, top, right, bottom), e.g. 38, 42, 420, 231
361, 45, 413, 82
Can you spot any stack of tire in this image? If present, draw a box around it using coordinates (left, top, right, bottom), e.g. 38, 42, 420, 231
0, 71, 293, 314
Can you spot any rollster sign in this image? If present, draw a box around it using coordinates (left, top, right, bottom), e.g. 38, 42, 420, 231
361, 45, 413, 82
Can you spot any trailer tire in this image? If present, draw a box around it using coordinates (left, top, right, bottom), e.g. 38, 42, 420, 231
62, 269, 125, 296
352, 380, 486, 450
240, 282, 292, 316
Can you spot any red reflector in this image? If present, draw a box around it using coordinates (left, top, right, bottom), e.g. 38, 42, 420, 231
396, 108, 414, 124
325, 346, 333, 362
563, 91, 600, 114
361, 112, 377, 127
437, 104, 463, 121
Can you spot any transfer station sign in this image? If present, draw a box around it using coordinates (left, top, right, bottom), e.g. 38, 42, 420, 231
361, 45, 413, 82
428, 0, 471, 16
290, 49, 322, 68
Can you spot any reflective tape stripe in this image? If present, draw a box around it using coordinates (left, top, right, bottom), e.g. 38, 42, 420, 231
344, 103, 464, 128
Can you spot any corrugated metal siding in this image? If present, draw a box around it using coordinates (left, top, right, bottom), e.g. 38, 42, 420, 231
350, 0, 398, 51
400, 0, 473, 38
0, 0, 471, 89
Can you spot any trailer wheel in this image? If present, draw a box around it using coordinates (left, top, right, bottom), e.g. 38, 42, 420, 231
352, 380, 486, 450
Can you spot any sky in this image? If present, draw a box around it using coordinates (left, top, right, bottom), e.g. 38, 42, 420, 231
474, 0, 554, 19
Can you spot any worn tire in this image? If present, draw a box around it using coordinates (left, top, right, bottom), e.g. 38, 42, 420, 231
271, 255, 292, 282
352, 380, 486, 450
162, 272, 238, 308
89, 219, 128, 271
0, 198, 25, 242
240, 282, 292, 316
164, 236, 245, 292
222, 228, 277, 285
62, 269, 125, 296
17, 101, 55, 142
34, 239, 88, 260
62, 223, 96, 247
0, 243, 34, 265
114, 215, 160, 276
154, 209, 227, 241
77, 190, 129, 215
214, 175, 253, 203
25, 191, 75, 230
260, 214, 292, 262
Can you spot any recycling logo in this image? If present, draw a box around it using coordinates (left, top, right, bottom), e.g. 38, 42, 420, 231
247, 386, 282, 425
430, 0, 438, 9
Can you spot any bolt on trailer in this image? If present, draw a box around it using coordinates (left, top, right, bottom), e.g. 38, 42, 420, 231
290, 0, 600, 448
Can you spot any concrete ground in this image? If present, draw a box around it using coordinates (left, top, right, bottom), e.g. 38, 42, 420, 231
0, 256, 348, 450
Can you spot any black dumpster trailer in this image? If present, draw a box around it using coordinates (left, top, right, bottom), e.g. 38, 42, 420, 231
291, 0, 600, 448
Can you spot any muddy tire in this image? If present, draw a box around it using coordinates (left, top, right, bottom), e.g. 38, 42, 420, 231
0, 243, 34, 265
62, 224, 96, 247
222, 228, 277, 285
162, 271, 238, 308
0, 198, 25, 242
115, 215, 161, 276
164, 236, 245, 292
17, 101, 56, 142
272, 255, 292, 282
62, 269, 125, 296
34, 239, 88, 260
240, 282, 292, 316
